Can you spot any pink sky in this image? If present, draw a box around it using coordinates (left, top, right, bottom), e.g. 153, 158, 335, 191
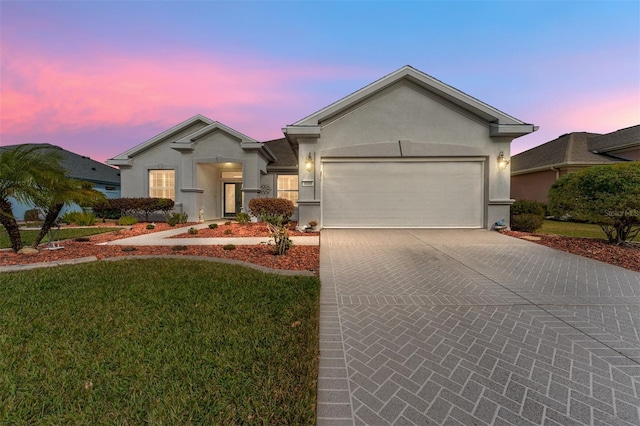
1, 1, 638, 164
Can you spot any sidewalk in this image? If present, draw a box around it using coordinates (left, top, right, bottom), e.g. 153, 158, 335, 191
98, 222, 319, 246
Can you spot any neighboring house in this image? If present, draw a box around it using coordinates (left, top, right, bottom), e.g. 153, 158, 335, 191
511, 125, 640, 203
108, 65, 536, 228
1, 143, 121, 220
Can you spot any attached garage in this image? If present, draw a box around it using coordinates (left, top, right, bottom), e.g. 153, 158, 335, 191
284, 65, 537, 229
322, 159, 485, 228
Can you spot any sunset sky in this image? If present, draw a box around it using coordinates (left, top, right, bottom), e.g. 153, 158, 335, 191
1, 0, 638, 164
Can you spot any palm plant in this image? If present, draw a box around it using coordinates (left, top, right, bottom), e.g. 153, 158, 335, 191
0, 145, 65, 252
30, 178, 106, 248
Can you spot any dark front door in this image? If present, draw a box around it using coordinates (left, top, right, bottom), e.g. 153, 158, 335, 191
224, 183, 242, 217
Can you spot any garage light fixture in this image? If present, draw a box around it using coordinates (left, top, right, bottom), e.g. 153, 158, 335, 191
305, 153, 314, 172
497, 152, 510, 170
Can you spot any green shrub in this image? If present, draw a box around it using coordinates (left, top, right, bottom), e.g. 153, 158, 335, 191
117, 215, 138, 226
236, 212, 251, 223
548, 163, 640, 244
511, 200, 546, 218
59, 211, 80, 224
146, 223, 156, 230
188, 227, 198, 235
249, 198, 295, 220
121, 246, 137, 252
167, 212, 188, 226
74, 212, 96, 226
208, 223, 218, 229
58, 211, 96, 226
224, 221, 232, 226
224, 229, 233, 235
93, 197, 175, 220
24, 208, 42, 223
172, 245, 188, 251
223, 244, 236, 250
511, 214, 543, 233
91, 200, 121, 220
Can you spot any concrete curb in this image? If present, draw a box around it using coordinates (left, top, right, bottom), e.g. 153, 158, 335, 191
1, 255, 317, 277
0, 256, 98, 272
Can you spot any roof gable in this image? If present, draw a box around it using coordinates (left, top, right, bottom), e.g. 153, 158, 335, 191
108, 114, 213, 164
287, 65, 535, 138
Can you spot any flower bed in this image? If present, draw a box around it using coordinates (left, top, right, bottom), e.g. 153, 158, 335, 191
1, 222, 319, 272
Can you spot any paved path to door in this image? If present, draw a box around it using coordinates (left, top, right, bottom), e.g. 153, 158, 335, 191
318, 229, 640, 425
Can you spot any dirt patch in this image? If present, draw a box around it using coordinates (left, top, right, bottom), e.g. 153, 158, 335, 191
1, 222, 319, 272
502, 230, 640, 273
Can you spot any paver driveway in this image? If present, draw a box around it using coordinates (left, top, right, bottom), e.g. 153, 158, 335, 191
317, 229, 640, 425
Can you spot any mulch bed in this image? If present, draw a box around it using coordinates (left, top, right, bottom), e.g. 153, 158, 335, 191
502, 230, 640, 273
172, 221, 318, 238
1, 222, 319, 272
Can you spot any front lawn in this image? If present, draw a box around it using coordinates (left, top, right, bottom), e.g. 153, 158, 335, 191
538, 220, 640, 242
0, 259, 320, 424
0, 227, 121, 249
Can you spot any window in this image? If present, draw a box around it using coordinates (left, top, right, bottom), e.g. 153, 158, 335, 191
149, 170, 175, 200
277, 175, 298, 206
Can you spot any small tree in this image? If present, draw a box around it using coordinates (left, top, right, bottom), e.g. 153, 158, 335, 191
0, 145, 66, 252
30, 178, 106, 248
249, 197, 295, 255
548, 163, 640, 245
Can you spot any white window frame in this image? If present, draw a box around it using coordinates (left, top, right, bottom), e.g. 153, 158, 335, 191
149, 170, 175, 201
277, 174, 298, 206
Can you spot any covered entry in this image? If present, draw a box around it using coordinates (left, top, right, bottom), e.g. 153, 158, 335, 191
321, 159, 485, 228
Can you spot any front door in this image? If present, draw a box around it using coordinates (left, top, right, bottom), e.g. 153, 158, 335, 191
223, 183, 242, 217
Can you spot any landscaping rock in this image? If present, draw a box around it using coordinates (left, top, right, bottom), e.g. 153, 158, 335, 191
17, 247, 39, 255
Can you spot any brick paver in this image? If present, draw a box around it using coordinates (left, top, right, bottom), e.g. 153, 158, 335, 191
318, 229, 640, 425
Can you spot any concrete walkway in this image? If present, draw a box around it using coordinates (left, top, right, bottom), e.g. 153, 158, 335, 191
318, 229, 640, 425
99, 222, 319, 246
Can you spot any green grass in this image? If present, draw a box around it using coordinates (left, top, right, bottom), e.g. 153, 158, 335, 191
539, 220, 640, 241
0, 227, 120, 249
0, 259, 320, 424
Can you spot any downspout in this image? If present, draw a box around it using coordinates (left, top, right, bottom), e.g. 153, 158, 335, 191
550, 166, 560, 181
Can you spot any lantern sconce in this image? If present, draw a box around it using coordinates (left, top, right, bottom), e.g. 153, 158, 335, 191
305, 153, 314, 172
497, 151, 510, 170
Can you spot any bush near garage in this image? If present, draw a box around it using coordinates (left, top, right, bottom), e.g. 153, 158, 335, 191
249, 198, 295, 255
248, 198, 295, 220
511, 199, 546, 218
511, 213, 543, 233
548, 163, 640, 245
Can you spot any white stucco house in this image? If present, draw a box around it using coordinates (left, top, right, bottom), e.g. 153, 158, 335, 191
108, 65, 536, 229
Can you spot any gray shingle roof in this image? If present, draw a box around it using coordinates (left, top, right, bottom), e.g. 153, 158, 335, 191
0, 143, 120, 185
588, 124, 640, 153
511, 131, 626, 172
263, 138, 298, 169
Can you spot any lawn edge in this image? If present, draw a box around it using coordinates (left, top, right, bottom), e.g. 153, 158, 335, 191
1, 254, 317, 276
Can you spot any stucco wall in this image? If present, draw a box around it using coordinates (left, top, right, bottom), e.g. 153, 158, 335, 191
298, 82, 514, 229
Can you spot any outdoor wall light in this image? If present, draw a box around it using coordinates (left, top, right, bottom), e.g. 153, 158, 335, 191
305, 153, 314, 172
497, 151, 510, 170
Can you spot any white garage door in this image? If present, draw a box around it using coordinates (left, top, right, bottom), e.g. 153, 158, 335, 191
322, 160, 484, 228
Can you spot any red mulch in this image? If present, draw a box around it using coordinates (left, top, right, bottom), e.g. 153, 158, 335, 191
172, 221, 319, 238
1, 222, 319, 273
502, 230, 640, 273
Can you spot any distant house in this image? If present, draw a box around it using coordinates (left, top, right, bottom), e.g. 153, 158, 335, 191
511, 125, 640, 203
109, 65, 536, 229
0, 143, 121, 220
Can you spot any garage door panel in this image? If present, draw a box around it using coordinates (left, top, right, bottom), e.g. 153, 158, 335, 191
322, 161, 483, 228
